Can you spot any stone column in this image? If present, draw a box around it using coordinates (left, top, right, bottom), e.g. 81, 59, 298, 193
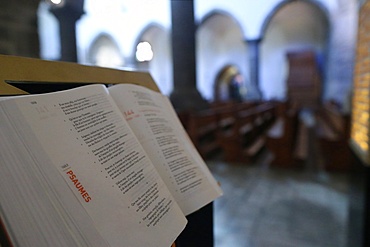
246, 38, 262, 100
0, 1, 40, 58
50, 0, 84, 62
169, 0, 208, 111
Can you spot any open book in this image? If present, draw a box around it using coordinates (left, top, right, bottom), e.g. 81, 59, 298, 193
0, 83, 222, 247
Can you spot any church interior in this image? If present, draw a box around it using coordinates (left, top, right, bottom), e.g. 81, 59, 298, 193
0, 0, 370, 246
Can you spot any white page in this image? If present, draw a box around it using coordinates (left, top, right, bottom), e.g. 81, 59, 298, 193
0, 103, 107, 247
109, 84, 223, 215
1, 84, 186, 247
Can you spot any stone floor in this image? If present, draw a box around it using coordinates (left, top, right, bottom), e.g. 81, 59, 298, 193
207, 154, 350, 247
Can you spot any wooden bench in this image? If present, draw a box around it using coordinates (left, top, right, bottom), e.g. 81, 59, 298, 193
316, 103, 351, 171
266, 108, 299, 167
218, 102, 276, 163
265, 102, 299, 166
187, 109, 221, 159
183, 101, 276, 162
214, 101, 257, 140
177, 110, 191, 131
185, 101, 257, 159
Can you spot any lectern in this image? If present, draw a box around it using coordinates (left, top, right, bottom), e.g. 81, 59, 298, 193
0, 55, 215, 247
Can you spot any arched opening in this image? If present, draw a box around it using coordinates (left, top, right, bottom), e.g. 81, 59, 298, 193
87, 34, 123, 68
260, 0, 330, 101
214, 65, 246, 102
197, 11, 248, 101
134, 24, 172, 95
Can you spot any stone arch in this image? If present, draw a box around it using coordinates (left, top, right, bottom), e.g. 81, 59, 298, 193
260, 0, 330, 37
87, 33, 123, 68
133, 23, 172, 95
197, 9, 244, 31
259, 0, 330, 100
132, 23, 167, 55
196, 11, 248, 101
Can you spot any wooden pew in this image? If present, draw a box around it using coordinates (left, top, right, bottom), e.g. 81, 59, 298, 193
185, 101, 256, 159
177, 110, 191, 131
187, 109, 221, 159
266, 107, 298, 167
316, 103, 351, 171
215, 101, 257, 139
184, 101, 276, 162
208, 100, 236, 110
218, 102, 276, 163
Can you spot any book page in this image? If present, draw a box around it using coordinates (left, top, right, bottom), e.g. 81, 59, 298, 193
1, 84, 186, 247
0, 108, 108, 247
109, 84, 223, 215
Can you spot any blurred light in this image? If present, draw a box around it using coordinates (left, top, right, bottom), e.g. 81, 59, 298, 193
136, 41, 153, 62
51, 0, 62, 4
45, 0, 64, 7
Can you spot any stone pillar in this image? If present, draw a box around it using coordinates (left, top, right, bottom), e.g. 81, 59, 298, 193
0, 1, 40, 58
246, 38, 262, 100
169, 0, 208, 111
50, 0, 84, 62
